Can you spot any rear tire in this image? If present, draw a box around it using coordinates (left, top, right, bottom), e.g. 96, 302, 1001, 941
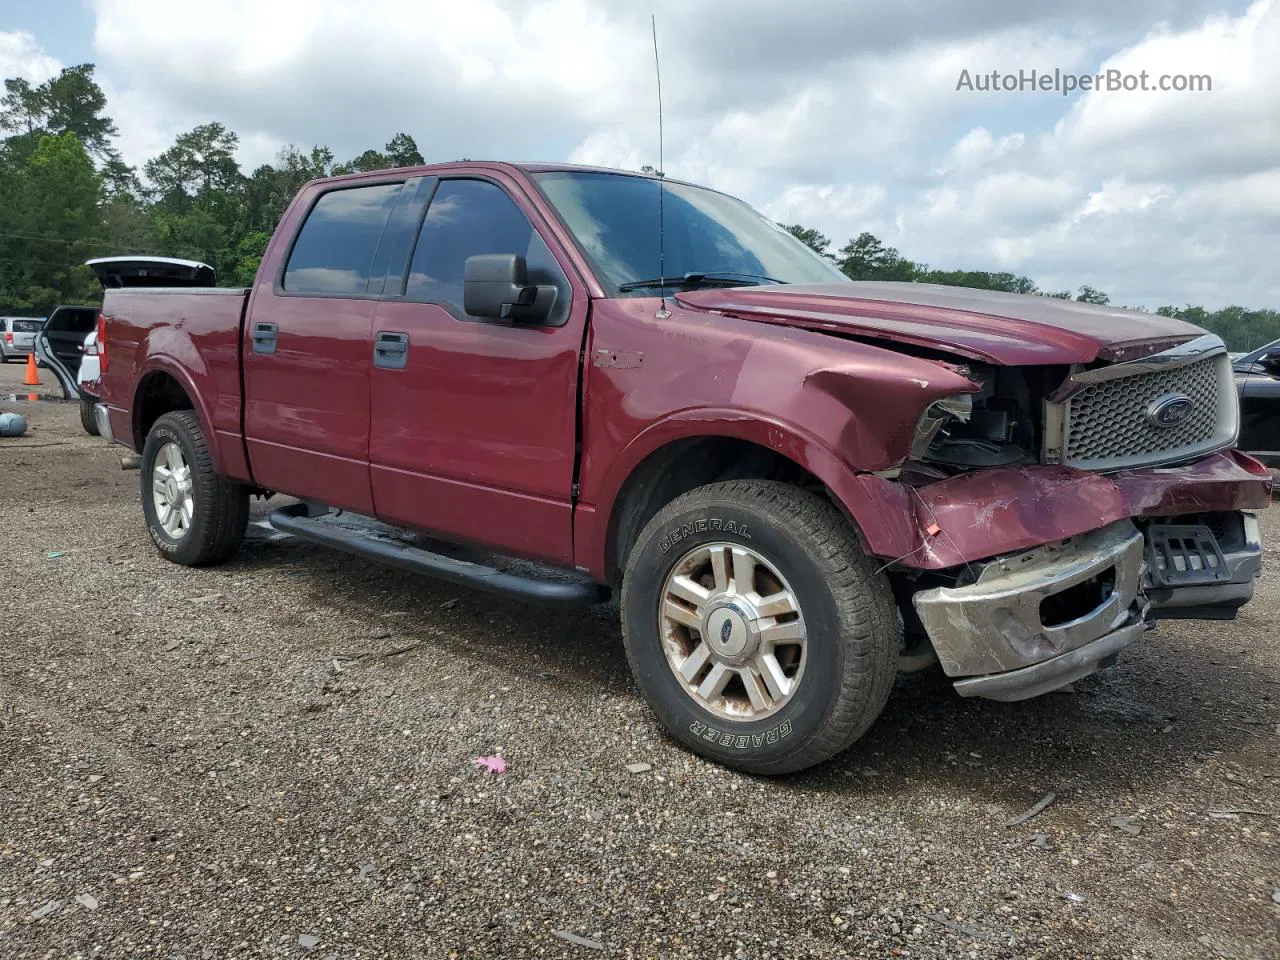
141, 410, 248, 566
79, 395, 99, 436
621, 480, 900, 775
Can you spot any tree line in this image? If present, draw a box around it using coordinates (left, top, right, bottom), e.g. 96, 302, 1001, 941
1, 63, 1276, 351
0, 64, 425, 313
778, 233, 1279, 353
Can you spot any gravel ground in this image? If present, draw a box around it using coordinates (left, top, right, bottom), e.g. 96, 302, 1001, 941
2, 366, 1278, 959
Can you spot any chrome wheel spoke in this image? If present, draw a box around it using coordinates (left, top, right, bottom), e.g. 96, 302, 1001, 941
740, 667, 773, 712
756, 651, 791, 701
678, 642, 712, 683
663, 600, 702, 630
761, 620, 805, 647
755, 590, 798, 618
180, 498, 194, 526
731, 548, 755, 594
697, 661, 732, 700
709, 547, 730, 593
668, 575, 710, 611
157, 501, 172, 525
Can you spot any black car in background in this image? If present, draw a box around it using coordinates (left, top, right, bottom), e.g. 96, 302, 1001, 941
1234, 339, 1280, 466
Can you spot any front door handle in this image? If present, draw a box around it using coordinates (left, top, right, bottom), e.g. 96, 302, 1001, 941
251, 322, 278, 354
374, 331, 410, 370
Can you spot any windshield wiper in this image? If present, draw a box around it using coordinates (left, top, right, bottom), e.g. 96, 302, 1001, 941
617, 271, 786, 292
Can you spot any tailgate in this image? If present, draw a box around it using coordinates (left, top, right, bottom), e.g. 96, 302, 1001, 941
87, 256, 216, 288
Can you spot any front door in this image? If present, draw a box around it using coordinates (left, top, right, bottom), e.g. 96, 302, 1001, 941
369, 175, 586, 565
242, 180, 406, 513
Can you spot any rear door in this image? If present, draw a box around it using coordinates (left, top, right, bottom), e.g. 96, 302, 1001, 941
368, 173, 586, 564
242, 179, 408, 513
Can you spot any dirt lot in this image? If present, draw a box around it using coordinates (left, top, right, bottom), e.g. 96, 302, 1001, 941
1, 363, 1278, 960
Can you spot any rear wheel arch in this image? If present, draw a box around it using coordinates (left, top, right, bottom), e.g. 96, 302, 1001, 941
133, 369, 206, 459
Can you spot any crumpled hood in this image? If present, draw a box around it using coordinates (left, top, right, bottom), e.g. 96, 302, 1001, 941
676, 282, 1208, 365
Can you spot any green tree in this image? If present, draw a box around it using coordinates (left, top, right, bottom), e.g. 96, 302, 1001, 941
1075, 285, 1110, 305
41, 65, 119, 161
837, 232, 917, 281
1, 66, 119, 161
0, 132, 101, 312
783, 224, 834, 259
0, 77, 46, 136
384, 132, 423, 167
333, 148, 388, 175
228, 230, 272, 286
145, 122, 242, 213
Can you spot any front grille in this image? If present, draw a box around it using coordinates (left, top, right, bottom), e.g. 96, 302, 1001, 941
1061, 352, 1230, 470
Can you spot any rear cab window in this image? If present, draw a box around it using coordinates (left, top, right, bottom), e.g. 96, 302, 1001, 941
282, 183, 404, 295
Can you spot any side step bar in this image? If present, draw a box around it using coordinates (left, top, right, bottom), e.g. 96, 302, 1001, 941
268, 503, 610, 609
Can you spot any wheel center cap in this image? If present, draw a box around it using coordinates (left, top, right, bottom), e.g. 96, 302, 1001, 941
705, 603, 755, 661
166, 478, 180, 501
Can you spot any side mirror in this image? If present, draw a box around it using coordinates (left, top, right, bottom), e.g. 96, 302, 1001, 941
1259, 351, 1280, 375
463, 254, 553, 323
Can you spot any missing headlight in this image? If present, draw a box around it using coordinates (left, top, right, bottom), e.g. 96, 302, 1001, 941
910, 394, 974, 459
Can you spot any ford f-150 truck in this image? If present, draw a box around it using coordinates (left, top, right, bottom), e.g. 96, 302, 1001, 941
91, 162, 1271, 774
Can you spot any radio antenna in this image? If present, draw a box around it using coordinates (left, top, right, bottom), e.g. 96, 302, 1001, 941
651, 14, 670, 319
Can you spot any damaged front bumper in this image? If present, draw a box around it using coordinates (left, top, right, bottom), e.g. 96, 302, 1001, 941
1145, 512, 1262, 620
912, 510, 1264, 701
914, 521, 1149, 700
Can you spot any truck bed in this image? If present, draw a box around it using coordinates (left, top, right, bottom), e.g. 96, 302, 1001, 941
98, 287, 251, 479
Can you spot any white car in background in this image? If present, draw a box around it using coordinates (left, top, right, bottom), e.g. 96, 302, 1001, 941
33, 305, 103, 434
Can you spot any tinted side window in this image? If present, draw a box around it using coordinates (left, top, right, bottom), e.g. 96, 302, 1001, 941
283, 183, 403, 295
407, 179, 569, 325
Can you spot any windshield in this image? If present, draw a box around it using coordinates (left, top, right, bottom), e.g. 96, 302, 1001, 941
532, 171, 849, 294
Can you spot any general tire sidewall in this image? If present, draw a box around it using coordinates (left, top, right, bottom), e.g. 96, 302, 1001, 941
624, 499, 845, 770
141, 419, 199, 560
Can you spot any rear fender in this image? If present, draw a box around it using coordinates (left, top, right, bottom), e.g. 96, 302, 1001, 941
129, 350, 226, 473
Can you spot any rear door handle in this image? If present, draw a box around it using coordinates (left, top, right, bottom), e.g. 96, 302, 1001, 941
252, 322, 278, 354
374, 331, 410, 370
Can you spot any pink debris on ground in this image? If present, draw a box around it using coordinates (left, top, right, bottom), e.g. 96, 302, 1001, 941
473, 755, 507, 775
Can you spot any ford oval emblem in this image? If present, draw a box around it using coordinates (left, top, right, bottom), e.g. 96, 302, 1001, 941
720, 619, 734, 643
1147, 393, 1195, 428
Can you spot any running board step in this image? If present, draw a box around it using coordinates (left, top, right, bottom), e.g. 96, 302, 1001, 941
268, 503, 610, 608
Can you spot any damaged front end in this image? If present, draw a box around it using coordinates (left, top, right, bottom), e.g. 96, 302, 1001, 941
914, 522, 1149, 701
877, 334, 1271, 700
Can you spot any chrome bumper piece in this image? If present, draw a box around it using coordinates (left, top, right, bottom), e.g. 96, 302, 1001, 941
914, 521, 1146, 683
912, 510, 1263, 701
93, 403, 114, 444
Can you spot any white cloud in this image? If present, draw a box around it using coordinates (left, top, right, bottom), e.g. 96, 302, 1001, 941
1056, 0, 1280, 181
0, 30, 61, 87
7, 0, 1277, 309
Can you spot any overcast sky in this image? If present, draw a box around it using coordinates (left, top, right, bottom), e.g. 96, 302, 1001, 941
1, 0, 1277, 308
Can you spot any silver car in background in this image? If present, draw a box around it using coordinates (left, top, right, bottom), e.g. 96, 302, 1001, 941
0, 316, 45, 361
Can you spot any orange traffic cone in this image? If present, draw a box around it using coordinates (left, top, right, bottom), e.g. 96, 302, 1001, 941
24, 352, 40, 386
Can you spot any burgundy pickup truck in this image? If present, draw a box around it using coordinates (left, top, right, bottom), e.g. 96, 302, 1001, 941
92, 162, 1271, 774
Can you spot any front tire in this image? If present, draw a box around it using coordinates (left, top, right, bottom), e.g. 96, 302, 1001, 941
141, 410, 248, 566
621, 480, 900, 775
79, 395, 99, 436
